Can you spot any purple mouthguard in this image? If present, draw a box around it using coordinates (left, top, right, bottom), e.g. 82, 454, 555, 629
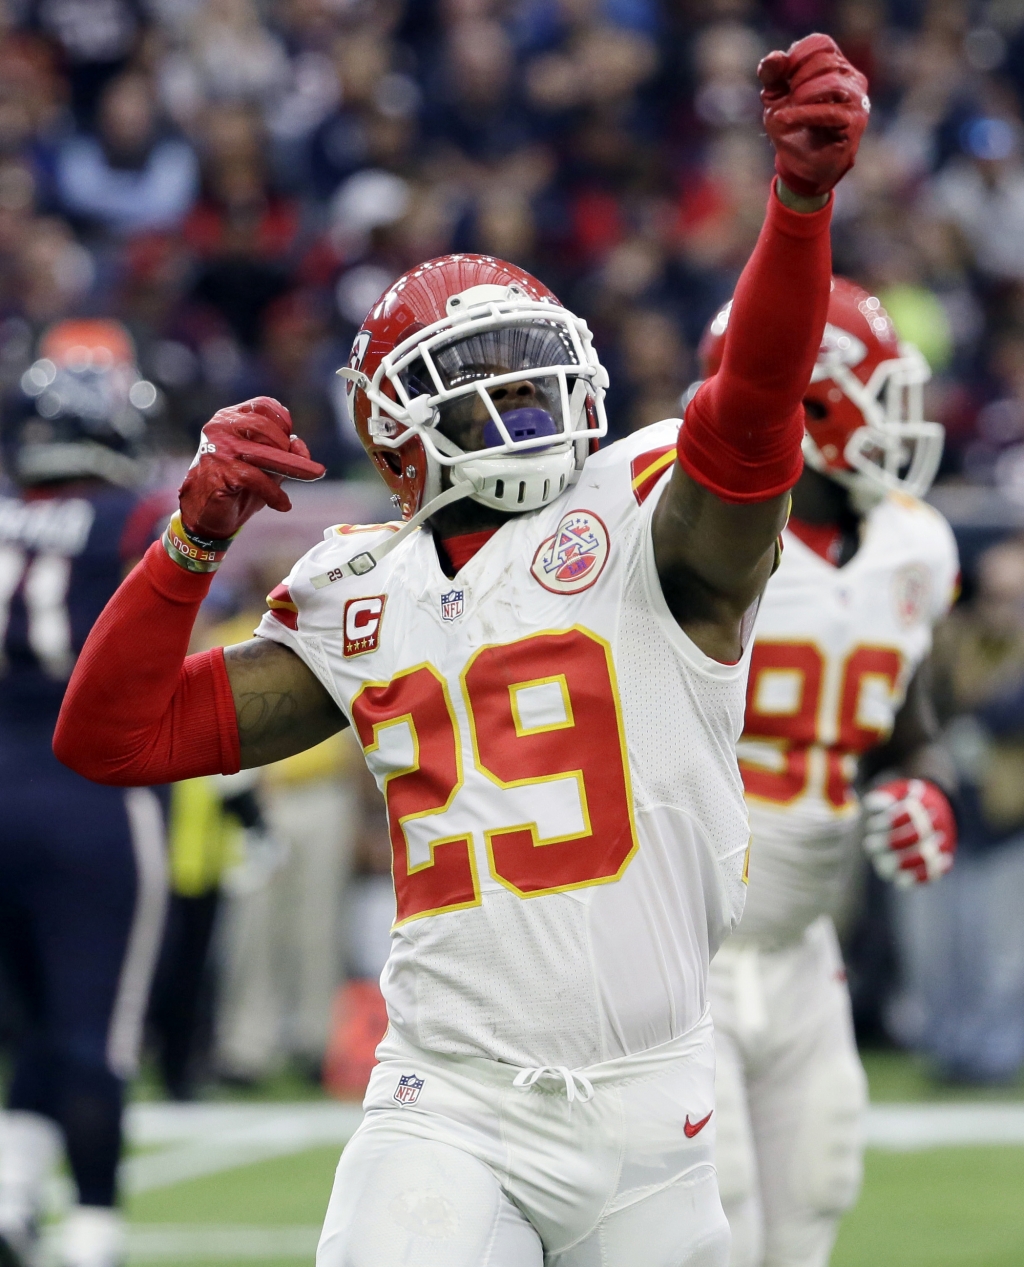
482, 408, 559, 451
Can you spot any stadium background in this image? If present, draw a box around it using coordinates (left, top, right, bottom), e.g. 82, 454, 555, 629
2, 0, 1024, 1262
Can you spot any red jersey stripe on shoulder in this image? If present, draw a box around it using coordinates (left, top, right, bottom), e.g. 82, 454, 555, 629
266, 582, 299, 630
630, 445, 675, 505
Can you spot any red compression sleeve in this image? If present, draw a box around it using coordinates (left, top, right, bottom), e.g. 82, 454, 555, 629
53, 541, 241, 785
678, 186, 833, 502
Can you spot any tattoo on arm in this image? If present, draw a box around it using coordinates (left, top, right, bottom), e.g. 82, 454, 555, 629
223, 637, 347, 767
236, 688, 298, 743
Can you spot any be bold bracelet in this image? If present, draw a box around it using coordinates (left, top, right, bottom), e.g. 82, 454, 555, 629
162, 511, 237, 573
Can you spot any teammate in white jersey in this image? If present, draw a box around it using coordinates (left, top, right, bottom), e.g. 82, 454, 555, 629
56, 35, 870, 1267
700, 278, 960, 1267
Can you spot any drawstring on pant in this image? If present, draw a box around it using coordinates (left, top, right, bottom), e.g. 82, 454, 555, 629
512, 1065, 595, 1103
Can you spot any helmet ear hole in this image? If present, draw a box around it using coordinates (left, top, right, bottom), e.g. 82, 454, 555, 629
377, 451, 402, 477
803, 398, 829, 421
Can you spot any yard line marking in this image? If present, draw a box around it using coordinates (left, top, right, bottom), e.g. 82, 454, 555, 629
121, 1101, 1024, 1196
123, 1104, 363, 1194
127, 1224, 321, 1260
126, 1103, 364, 1146
44, 1223, 322, 1261
865, 1104, 1024, 1151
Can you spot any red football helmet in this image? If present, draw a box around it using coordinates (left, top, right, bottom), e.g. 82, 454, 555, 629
698, 277, 944, 505
339, 254, 608, 521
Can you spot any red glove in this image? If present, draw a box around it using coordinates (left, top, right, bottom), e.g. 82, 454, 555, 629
862, 778, 957, 887
758, 33, 870, 198
178, 397, 325, 542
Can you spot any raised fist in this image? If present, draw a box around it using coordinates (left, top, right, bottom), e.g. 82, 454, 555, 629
178, 397, 325, 542
758, 33, 870, 198
862, 778, 957, 887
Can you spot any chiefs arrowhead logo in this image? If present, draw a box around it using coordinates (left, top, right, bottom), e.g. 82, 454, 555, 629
530, 510, 610, 595
684, 1110, 713, 1139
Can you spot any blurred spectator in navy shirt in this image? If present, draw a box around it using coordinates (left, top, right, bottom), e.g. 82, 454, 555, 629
55, 72, 198, 239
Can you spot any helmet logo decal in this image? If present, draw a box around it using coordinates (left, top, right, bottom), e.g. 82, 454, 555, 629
346, 330, 372, 400
812, 323, 868, 374
530, 510, 610, 594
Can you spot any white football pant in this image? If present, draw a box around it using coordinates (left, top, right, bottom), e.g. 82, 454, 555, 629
318, 1012, 729, 1267
710, 918, 866, 1267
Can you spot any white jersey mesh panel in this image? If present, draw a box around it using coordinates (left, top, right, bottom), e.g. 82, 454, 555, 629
614, 491, 750, 923
390, 888, 601, 1067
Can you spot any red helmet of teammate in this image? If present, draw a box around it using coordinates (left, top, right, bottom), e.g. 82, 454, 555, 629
698, 277, 944, 506
339, 254, 608, 520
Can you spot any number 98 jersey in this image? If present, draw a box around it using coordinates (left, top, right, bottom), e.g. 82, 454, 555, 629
735, 493, 959, 944
256, 421, 752, 1069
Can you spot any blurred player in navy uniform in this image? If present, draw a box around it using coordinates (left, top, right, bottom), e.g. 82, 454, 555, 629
0, 321, 169, 1267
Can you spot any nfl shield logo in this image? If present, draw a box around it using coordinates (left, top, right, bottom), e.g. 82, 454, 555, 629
394, 1073, 424, 1106
440, 589, 464, 622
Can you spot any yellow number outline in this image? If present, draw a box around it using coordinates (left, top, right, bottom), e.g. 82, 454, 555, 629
461, 625, 639, 901
509, 674, 575, 737
352, 663, 479, 926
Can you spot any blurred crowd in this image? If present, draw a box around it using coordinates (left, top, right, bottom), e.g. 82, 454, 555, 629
885, 534, 1024, 1085
4, 0, 1024, 1097
6, 0, 1024, 487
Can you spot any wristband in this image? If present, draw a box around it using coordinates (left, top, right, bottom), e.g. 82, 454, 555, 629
162, 511, 238, 573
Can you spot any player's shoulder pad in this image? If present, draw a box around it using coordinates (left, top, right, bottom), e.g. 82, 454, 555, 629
321, 521, 404, 543
581, 418, 681, 507
882, 489, 939, 517
882, 491, 957, 552
264, 521, 405, 634
881, 491, 960, 614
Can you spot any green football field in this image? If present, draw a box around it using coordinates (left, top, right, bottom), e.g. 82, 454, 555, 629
105, 1052, 1024, 1264
124, 1145, 1024, 1267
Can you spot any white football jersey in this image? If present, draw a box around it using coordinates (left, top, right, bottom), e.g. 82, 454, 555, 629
735, 493, 960, 945
255, 421, 751, 1069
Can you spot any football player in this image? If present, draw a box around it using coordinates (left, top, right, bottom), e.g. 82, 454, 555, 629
55, 36, 868, 1267
701, 280, 960, 1267
0, 321, 169, 1267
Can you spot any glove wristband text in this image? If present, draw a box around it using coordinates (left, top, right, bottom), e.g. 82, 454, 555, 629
162, 511, 237, 573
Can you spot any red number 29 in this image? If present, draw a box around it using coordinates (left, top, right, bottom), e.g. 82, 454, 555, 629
352, 665, 477, 924
351, 628, 638, 924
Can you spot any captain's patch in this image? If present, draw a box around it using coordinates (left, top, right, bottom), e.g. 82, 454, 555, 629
343, 595, 386, 656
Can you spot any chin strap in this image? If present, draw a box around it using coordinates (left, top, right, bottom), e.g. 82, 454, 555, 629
311, 476, 483, 589
801, 434, 885, 513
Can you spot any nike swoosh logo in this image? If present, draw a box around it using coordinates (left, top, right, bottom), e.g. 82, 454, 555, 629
684, 1110, 713, 1138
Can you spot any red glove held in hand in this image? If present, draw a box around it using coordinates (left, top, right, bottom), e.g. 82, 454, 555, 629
862, 778, 957, 887
179, 397, 325, 541
758, 33, 870, 198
